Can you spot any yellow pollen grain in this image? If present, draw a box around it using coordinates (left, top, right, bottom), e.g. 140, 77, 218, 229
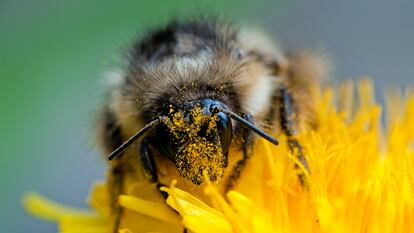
164, 106, 225, 184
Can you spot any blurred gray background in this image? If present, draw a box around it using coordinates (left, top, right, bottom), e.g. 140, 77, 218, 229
1, 0, 413, 232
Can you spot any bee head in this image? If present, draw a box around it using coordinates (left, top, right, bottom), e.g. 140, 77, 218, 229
153, 98, 232, 184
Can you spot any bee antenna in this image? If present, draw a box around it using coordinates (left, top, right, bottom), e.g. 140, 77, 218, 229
217, 108, 279, 146
107, 117, 163, 161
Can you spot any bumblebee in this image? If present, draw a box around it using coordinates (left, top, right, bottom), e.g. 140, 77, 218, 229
94, 17, 327, 231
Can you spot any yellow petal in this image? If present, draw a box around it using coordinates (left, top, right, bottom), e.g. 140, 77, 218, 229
22, 192, 94, 222
118, 194, 180, 226
161, 184, 232, 233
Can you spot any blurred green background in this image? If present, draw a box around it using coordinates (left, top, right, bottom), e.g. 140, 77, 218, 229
1, 0, 413, 232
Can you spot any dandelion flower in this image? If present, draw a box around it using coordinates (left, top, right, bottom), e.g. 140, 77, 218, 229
23, 79, 414, 233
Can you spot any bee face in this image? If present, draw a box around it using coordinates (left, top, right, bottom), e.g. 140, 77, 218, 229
152, 98, 232, 184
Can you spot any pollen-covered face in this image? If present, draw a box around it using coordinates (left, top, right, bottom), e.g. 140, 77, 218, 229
153, 99, 232, 185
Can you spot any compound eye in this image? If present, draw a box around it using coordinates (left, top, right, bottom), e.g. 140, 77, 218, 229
216, 112, 232, 154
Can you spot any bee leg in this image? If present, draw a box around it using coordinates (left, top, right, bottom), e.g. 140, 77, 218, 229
141, 140, 186, 233
108, 164, 124, 233
140, 138, 169, 199
140, 138, 159, 183
225, 113, 254, 192
279, 86, 310, 184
